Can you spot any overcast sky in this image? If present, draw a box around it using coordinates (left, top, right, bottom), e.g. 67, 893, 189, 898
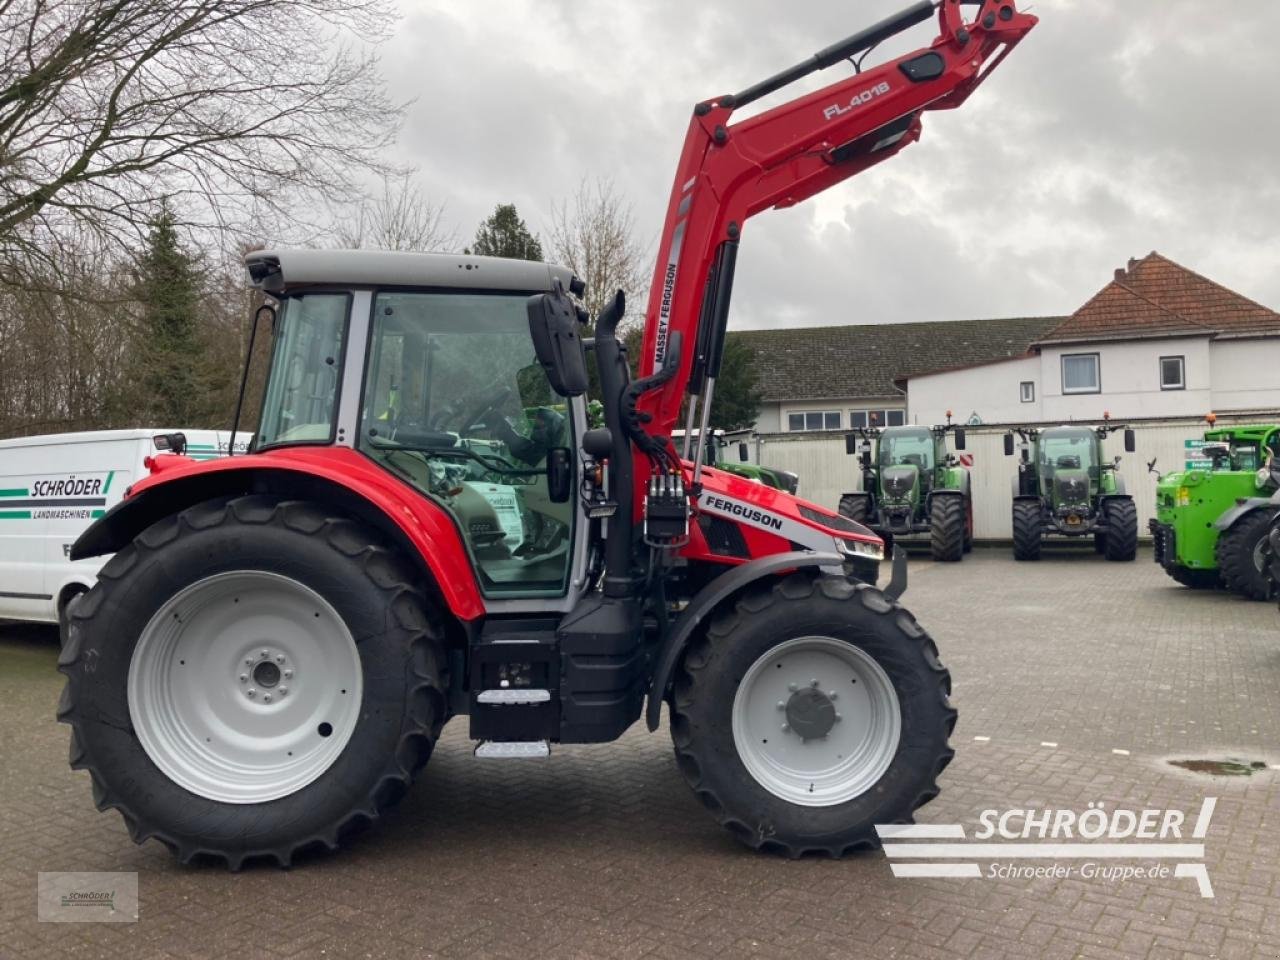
377, 0, 1280, 330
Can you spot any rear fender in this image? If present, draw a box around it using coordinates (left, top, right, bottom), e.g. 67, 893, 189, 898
70, 448, 485, 621
645, 550, 842, 731
1214, 497, 1273, 533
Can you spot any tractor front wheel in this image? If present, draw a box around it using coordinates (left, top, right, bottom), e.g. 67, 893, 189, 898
1012, 500, 1042, 561
838, 494, 869, 524
930, 496, 965, 562
1215, 511, 1273, 600
670, 574, 955, 857
57, 496, 449, 868
1103, 499, 1138, 562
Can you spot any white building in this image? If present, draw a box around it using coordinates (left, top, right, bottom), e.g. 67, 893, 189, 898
906, 253, 1280, 426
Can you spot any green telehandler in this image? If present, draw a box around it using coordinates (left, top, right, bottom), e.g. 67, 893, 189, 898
1150, 421, 1280, 598
1003, 420, 1138, 561
838, 418, 972, 562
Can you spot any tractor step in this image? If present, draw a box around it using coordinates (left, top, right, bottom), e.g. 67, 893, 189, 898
474, 740, 551, 759
476, 688, 551, 704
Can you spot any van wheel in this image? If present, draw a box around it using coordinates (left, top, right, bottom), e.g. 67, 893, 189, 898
57, 496, 449, 868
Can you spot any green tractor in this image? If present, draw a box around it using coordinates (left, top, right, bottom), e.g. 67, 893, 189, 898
838, 420, 972, 562
1149, 423, 1280, 598
675, 429, 800, 494
1003, 421, 1138, 561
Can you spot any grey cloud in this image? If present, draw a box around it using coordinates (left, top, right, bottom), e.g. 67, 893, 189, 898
383, 0, 1280, 327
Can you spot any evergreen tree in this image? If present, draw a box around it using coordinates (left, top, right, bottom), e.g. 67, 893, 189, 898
468, 204, 543, 261
133, 204, 210, 425
708, 335, 763, 432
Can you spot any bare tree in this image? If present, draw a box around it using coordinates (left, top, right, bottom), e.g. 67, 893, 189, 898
548, 177, 650, 324
334, 174, 457, 252
0, 0, 404, 280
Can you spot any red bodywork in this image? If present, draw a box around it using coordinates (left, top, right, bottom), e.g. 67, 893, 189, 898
138, 447, 486, 620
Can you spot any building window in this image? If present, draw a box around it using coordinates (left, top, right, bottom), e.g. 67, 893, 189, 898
1061, 353, 1100, 394
1019, 381, 1035, 403
849, 408, 906, 429
788, 410, 841, 432
1159, 355, 1185, 391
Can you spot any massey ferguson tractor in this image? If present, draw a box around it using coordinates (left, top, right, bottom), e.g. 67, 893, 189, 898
1004, 419, 1138, 561
1150, 419, 1280, 598
58, 1, 1037, 867
838, 417, 972, 561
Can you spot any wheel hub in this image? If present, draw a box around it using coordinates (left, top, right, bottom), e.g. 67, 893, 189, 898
784, 686, 837, 740
128, 571, 363, 805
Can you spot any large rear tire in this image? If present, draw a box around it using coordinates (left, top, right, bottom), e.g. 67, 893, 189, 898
930, 495, 965, 562
1164, 564, 1221, 590
670, 574, 955, 857
1012, 500, 1042, 561
1103, 498, 1138, 562
57, 496, 449, 868
1215, 511, 1273, 600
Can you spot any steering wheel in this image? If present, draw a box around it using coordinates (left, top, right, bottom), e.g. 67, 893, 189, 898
430, 385, 514, 432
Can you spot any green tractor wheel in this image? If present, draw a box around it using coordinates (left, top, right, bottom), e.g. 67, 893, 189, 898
838, 495, 869, 524
1215, 511, 1273, 600
1102, 499, 1138, 562
1012, 500, 1041, 561
930, 496, 965, 563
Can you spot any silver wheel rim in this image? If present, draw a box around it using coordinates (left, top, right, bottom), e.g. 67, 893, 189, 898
731, 635, 901, 807
1252, 536, 1267, 573
128, 571, 363, 804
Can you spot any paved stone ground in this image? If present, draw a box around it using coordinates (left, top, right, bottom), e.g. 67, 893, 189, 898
2, 548, 1279, 959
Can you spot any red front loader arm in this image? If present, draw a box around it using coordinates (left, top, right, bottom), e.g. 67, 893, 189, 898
636, 0, 1036, 446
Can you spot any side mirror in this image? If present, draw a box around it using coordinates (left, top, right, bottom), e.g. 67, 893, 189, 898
845, 433, 859, 456
954, 428, 966, 451
1124, 428, 1136, 453
738, 442, 749, 462
526, 282, 588, 397
1003, 433, 1015, 457
547, 447, 572, 503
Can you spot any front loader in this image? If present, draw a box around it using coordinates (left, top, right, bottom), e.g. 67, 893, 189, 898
838, 417, 973, 561
1150, 420, 1280, 598
58, 1, 1037, 866
1004, 419, 1138, 561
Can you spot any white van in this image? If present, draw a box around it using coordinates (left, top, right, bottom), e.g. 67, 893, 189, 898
0, 429, 249, 631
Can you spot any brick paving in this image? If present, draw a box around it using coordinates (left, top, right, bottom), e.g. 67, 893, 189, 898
2, 549, 1278, 959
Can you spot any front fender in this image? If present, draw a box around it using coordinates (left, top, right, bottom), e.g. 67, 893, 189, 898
645, 550, 842, 731
1213, 497, 1274, 533
70, 446, 485, 621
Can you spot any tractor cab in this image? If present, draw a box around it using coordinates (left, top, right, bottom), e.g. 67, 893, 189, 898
1035, 426, 1099, 509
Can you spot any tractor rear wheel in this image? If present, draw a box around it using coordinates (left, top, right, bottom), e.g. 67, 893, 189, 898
1164, 564, 1221, 590
1012, 500, 1042, 561
1103, 499, 1138, 562
930, 496, 965, 562
1215, 511, 1273, 600
57, 496, 449, 868
670, 574, 955, 857
838, 494, 869, 524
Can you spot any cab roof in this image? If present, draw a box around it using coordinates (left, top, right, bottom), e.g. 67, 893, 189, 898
244, 248, 575, 295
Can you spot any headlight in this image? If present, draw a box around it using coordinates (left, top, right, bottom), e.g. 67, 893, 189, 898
839, 537, 884, 561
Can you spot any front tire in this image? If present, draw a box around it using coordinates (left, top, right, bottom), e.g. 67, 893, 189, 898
1012, 500, 1042, 561
57, 496, 449, 868
838, 494, 869, 524
1215, 511, 1273, 600
670, 574, 955, 857
1103, 498, 1138, 562
930, 495, 965, 562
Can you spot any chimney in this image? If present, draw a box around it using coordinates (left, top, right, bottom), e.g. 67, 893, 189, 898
1114, 268, 1126, 281
1128, 257, 1138, 271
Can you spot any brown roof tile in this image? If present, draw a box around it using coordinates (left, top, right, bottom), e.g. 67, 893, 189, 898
1039, 252, 1280, 344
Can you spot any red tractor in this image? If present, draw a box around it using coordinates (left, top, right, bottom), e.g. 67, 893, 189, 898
60, 1, 1036, 866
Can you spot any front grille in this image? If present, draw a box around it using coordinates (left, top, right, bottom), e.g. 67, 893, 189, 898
1055, 475, 1088, 504
882, 468, 915, 499
799, 505, 861, 534
698, 514, 750, 559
